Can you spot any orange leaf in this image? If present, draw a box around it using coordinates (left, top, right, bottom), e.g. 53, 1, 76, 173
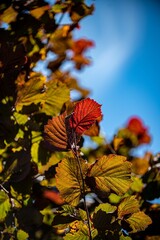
69, 98, 102, 135
43, 190, 64, 205
44, 112, 68, 151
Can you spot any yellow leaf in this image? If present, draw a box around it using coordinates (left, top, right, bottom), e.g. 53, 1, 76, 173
126, 211, 152, 233
88, 154, 132, 195
0, 6, 18, 23
56, 158, 89, 206
30, 5, 50, 19
118, 196, 139, 219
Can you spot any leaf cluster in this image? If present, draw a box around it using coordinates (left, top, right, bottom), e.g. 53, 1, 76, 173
0, 1, 157, 240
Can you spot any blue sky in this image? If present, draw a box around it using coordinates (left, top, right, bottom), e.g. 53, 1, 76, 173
70, 0, 160, 156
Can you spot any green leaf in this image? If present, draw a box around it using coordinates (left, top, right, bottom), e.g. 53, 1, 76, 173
41, 79, 70, 116
130, 176, 143, 192
52, 4, 67, 13
126, 211, 152, 233
94, 203, 117, 214
56, 158, 89, 206
118, 196, 140, 219
120, 235, 132, 240
0, 191, 11, 222
88, 154, 132, 195
13, 112, 28, 125
15, 74, 46, 112
17, 229, 29, 240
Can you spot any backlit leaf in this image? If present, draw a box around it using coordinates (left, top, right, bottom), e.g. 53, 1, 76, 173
30, 5, 50, 19
0, 6, 18, 23
44, 112, 68, 151
41, 79, 70, 116
17, 229, 29, 240
0, 191, 11, 222
15, 73, 46, 112
126, 211, 152, 233
64, 221, 90, 240
94, 203, 117, 214
118, 196, 139, 219
88, 154, 132, 195
56, 158, 89, 206
69, 98, 102, 134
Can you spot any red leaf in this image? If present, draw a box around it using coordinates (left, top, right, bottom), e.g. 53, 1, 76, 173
69, 98, 102, 134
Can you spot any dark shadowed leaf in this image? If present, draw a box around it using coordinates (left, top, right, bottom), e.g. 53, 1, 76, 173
69, 98, 102, 135
56, 158, 89, 206
88, 154, 132, 195
93, 203, 117, 231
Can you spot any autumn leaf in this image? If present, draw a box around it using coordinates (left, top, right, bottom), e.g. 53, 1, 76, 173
41, 79, 70, 116
15, 73, 46, 112
43, 189, 64, 205
44, 112, 68, 151
30, 5, 50, 19
56, 158, 89, 206
69, 98, 102, 135
126, 211, 152, 233
0, 191, 11, 222
88, 154, 132, 195
118, 196, 139, 219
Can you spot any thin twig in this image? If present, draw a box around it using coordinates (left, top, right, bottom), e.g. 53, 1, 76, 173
72, 133, 92, 240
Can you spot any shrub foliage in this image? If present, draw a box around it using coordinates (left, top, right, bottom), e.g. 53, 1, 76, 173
0, 1, 159, 240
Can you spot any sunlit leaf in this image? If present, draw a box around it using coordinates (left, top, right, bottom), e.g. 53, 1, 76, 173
126, 211, 152, 233
64, 221, 90, 240
0, 6, 18, 23
30, 5, 50, 19
41, 79, 70, 116
120, 235, 132, 240
69, 98, 102, 134
15, 73, 46, 112
130, 176, 143, 192
131, 155, 150, 175
94, 203, 117, 214
88, 154, 132, 195
118, 196, 139, 219
44, 112, 68, 151
56, 158, 89, 206
17, 229, 29, 240
113, 137, 124, 151
0, 191, 11, 222
13, 112, 28, 125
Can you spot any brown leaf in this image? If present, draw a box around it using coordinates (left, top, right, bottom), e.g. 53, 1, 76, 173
44, 112, 68, 151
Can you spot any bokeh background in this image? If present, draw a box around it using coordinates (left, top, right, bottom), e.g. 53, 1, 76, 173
40, 0, 160, 156
72, 0, 160, 156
